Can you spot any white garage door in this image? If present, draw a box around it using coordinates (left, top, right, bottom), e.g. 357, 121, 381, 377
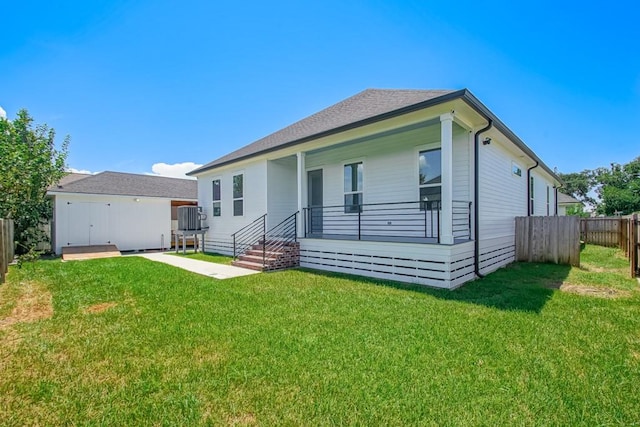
66, 202, 112, 246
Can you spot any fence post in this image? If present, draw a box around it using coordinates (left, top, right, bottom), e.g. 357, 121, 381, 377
0, 219, 5, 284
632, 214, 639, 278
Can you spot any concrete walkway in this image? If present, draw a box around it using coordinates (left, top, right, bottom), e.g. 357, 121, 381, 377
133, 252, 259, 280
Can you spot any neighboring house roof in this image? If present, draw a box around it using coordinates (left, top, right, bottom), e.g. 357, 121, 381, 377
557, 192, 582, 205
55, 173, 92, 187
48, 171, 197, 200
189, 88, 560, 183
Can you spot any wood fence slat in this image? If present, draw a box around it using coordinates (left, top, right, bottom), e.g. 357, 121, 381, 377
0, 219, 15, 284
515, 216, 580, 267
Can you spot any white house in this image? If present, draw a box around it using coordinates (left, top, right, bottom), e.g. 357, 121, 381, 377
188, 89, 561, 289
48, 171, 197, 254
557, 192, 582, 216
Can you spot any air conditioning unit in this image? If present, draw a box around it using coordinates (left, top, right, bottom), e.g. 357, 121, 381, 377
177, 206, 207, 231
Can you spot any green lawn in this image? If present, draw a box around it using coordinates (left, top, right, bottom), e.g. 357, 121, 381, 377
0, 245, 639, 425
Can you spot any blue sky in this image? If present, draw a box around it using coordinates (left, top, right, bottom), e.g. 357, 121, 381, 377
2, 1, 639, 178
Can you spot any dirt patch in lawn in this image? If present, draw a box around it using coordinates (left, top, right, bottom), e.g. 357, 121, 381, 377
84, 302, 118, 314
0, 281, 53, 328
546, 281, 631, 299
227, 413, 257, 426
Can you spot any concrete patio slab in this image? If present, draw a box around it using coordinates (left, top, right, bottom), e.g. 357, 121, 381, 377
133, 252, 259, 279
62, 245, 121, 261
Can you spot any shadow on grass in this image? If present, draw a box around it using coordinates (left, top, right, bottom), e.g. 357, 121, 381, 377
296, 262, 572, 313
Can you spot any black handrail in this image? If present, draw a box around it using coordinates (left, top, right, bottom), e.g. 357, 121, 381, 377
302, 200, 471, 242
231, 212, 299, 269
232, 214, 266, 260
263, 212, 299, 269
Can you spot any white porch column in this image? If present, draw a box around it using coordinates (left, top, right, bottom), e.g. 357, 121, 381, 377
440, 113, 454, 244
296, 152, 306, 238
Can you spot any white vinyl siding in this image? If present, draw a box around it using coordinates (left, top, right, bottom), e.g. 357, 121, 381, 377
266, 157, 298, 229
477, 136, 557, 275
196, 161, 267, 254
304, 122, 470, 210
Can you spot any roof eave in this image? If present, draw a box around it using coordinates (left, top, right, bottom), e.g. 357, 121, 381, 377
190, 89, 562, 186
459, 90, 562, 184
188, 89, 468, 176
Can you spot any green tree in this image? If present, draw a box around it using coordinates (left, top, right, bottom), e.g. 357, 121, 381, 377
565, 204, 590, 218
558, 170, 596, 206
594, 157, 640, 216
0, 109, 69, 255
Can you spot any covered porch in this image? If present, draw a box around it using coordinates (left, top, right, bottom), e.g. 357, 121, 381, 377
267, 112, 474, 246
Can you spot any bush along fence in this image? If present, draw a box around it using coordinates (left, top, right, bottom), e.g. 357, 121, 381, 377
515, 216, 581, 267
1, 219, 15, 284
580, 216, 638, 278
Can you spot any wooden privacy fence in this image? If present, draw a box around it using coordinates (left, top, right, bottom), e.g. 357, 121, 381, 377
581, 217, 626, 248
1, 219, 15, 284
515, 216, 581, 266
580, 216, 639, 278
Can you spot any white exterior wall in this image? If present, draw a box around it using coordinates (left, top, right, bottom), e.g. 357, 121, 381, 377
266, 157, 298, 229
197, 160, 268, 254
530, 169, 557, 216
305, 122, 470, 213
53, 194, 171, 254
477, 136, 557, 275
300, 239, 475, 289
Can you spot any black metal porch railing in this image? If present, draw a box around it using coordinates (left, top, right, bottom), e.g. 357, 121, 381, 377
232, 213, 266, 260
231, 212, 298, 268
263, 211, 298, 258
303, 200, 471, 243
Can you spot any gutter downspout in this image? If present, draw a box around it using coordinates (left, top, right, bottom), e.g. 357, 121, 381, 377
553, 184, 561, 216
526, 161, 539, 216
474, 119, 493, 279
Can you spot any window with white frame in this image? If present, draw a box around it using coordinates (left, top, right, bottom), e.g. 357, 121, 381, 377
212, 179, 221, 217
233, 173, 243, 216
419, 148, 442, 210
546, 185, 550, 216
530, 176, 535, 214
344, 162, 363, 213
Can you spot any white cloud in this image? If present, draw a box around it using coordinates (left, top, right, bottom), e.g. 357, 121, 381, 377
0, 106, 6, 119
149, 162, 202, 180
66, 167, 97, 175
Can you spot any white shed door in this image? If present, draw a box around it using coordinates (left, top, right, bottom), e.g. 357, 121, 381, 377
66, 202, 111, 246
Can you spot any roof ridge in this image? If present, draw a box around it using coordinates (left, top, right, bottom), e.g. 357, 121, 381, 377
98, 170, 195, 182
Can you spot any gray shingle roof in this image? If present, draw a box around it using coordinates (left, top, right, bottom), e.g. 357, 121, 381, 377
189, 89, 458, 175
54, 173, 92, 187
49, 171, 197, 199
189, 87, 561, 184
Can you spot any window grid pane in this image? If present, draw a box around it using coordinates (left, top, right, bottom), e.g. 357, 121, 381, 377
233, 175, 243, 199
212, 180, 221, 201
419, 149, 441, 185
233, 200, 243, 216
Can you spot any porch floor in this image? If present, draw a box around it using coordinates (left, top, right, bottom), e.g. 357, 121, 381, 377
304, 233, 471, 245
